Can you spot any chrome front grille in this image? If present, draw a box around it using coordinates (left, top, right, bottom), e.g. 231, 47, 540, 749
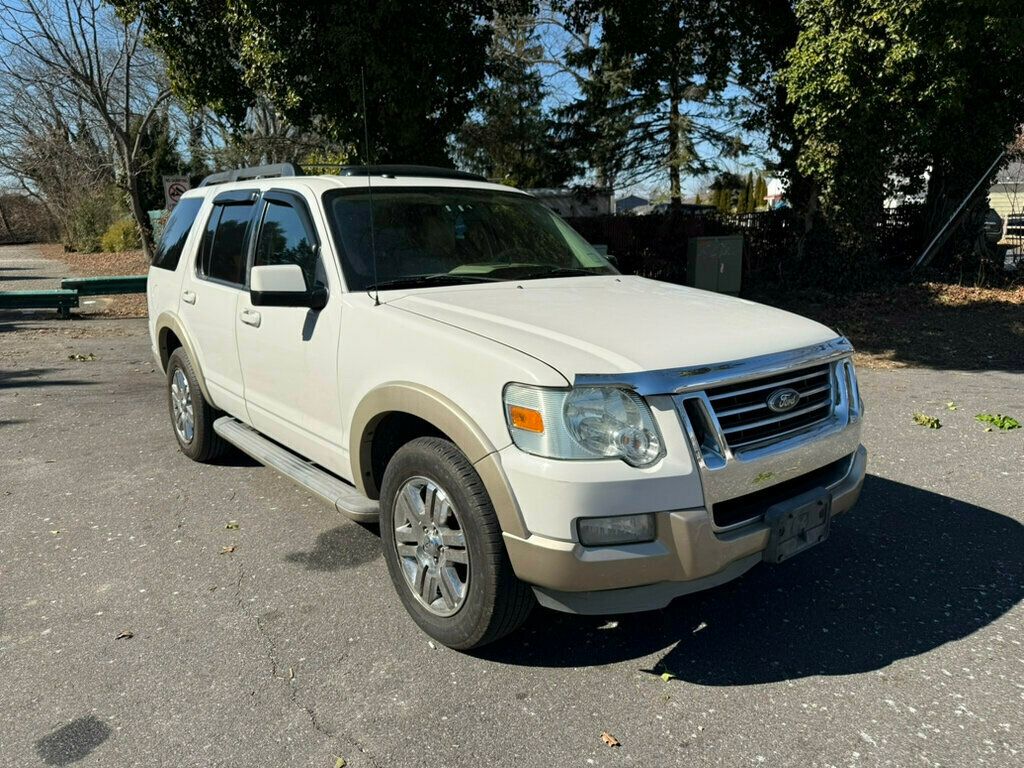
705, 363, 834, 451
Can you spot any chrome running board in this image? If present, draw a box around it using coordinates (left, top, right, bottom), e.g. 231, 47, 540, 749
213, 416, 379, 523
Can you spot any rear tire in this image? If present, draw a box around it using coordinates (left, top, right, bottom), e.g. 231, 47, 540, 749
166, 347, 227, 462
380, 437, 534, 650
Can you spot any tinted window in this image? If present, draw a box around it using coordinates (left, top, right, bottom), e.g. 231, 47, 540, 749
322, 188, 614, 291
152, 198, 202, 271
199, 202, 255, 286
254, 200, 319, 287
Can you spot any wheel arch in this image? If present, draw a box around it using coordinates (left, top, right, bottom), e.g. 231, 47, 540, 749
154, 312, 213, 403
350, 382, 527, 538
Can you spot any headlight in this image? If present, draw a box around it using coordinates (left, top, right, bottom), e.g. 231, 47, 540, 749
503, 384, 664, 467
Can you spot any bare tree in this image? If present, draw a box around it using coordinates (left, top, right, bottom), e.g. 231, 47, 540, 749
0, 0, 171, 258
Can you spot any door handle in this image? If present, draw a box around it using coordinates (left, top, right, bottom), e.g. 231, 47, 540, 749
181, 290, 196, 305
240, 309, 261, 328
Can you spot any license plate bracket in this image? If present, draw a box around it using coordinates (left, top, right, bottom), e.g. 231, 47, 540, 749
763, 487, 831, 565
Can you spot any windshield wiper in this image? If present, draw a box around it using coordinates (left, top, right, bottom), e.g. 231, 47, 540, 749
369, 273, 500, 291
513, 266, 597, 280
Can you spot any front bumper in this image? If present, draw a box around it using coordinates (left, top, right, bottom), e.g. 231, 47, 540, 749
504, 444, 866, 614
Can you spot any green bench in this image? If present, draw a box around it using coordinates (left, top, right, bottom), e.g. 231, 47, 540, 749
59, 275, 148, 295
0, 289, 80, 318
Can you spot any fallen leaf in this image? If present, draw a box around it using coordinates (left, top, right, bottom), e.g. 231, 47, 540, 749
225, 521, 240, 530
333, 757, 347, 768
601, 731, 620, 747
115, 630, 134, 640
945, 402, 958, 411
219, 545, 237, 555
67, 353, 96, 362
912, 413, 941, 429
661, 671, 675, 682
975, 413, 1021, 431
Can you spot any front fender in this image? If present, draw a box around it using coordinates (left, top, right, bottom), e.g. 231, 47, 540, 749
349, 381, 527, 538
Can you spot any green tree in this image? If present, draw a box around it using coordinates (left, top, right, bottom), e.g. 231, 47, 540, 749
135, 110, 184, 212
754, 174, 768, 211
114, 1, 526, 164
779, 0, 1024, 268
561, 1, 744, 204
455, 15, 575, 187
709, 171, 743, 213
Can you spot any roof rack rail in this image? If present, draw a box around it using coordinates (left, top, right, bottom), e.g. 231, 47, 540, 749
199, 163, 301, 187
335, 164, 487, 182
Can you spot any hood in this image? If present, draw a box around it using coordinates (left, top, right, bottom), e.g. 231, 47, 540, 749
388, 275, 839, 380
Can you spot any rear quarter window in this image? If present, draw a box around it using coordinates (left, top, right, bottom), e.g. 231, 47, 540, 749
152, 197, 203, 271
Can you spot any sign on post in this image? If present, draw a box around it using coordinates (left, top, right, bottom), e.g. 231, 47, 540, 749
162, 175, 191, 211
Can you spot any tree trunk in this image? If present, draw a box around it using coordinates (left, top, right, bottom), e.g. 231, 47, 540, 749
0, 197, 10, 241
123, 164, 155, 260
668, 87, 681, 206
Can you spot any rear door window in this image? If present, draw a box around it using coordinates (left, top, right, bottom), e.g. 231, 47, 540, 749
198, 198, 256, 286
152, 197, 202, 271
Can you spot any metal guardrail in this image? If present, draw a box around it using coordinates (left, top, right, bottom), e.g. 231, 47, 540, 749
0, 274, 146, 318
0, 289, 79, 318
59, 275, 147, 295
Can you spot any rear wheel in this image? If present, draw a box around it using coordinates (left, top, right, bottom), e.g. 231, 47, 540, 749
380, 437, 534, 650
166, 347, 226, 462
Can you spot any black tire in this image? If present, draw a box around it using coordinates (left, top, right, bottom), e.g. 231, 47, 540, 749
380, 437, 534, 650
166, 347, 227, 462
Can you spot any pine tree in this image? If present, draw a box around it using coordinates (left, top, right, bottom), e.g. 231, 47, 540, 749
454, 16, 573, 188
560, 3, 744, 203
754, 174, 769, 211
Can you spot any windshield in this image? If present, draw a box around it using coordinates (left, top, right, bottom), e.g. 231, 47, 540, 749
322, 187, 617, 291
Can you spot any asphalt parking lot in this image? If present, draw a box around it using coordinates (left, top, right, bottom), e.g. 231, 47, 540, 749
1, 282, 1022, 766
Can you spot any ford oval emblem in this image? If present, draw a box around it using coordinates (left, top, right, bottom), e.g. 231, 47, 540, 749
766, 387, 801, 413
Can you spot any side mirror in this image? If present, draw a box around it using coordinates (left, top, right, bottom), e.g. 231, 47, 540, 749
250, 264, 327, 310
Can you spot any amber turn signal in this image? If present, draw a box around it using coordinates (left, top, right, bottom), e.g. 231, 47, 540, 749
508, 405, 544, 433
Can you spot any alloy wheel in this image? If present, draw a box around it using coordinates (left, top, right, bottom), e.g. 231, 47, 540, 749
392, 476, 470, 617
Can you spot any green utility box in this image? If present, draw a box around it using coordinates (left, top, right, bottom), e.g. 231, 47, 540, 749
686, 235, 743, 294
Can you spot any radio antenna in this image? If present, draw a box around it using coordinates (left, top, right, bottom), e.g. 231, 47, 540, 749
361, 68, 380, 306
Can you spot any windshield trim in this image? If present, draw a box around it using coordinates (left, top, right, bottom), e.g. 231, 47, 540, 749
320, 185, 616, 294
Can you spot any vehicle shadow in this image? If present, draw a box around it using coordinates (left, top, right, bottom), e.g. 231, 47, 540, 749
284, 524, 381, 571
480, 475, 1024, 682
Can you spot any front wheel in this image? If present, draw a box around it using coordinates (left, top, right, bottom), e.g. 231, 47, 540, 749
379, 437, 534, 650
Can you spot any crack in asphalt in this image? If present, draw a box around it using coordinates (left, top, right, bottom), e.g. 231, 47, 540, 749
231, 559, 384, 768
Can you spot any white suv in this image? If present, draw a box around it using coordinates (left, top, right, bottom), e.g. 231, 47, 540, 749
147, 164, 866, 649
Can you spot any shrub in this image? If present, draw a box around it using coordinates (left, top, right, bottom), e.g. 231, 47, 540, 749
100, 217, 142, 252
65, 187, 125, 253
